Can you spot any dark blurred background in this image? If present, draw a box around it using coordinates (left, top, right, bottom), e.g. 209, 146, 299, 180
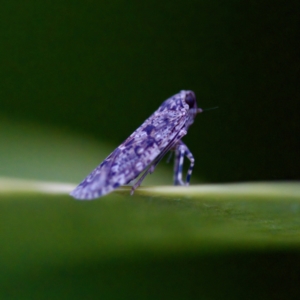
1, 0, 299, 182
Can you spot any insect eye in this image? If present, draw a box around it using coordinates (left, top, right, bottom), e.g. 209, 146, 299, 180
185, 93, 196, 108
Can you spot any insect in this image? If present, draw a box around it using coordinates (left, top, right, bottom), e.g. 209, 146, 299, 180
70, 90, 203, 200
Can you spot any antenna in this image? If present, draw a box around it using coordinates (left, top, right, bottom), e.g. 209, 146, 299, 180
197, 106, 218, 113
203, 106, 219, 111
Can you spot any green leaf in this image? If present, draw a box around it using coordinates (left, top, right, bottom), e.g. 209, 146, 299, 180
1, 179, 300, 298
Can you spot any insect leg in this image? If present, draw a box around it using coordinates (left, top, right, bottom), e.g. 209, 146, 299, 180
130, 164, 153, 195
130, 149, 170, 195
166, 151, 173, 163
173, 141, 195, 186
185, 146, 195, 185
173, 143, 185, 185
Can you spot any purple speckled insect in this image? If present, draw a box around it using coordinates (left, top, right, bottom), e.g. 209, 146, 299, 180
70, 90, 203, 200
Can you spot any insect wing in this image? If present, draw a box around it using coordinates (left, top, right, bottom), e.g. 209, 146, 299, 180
70, 108, 188, 200
70, 147, 121, 199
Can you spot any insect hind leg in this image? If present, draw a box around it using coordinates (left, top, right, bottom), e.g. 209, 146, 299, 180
130, 164, 156, 195
130, 144, 176, 195
173, 142, 195, 186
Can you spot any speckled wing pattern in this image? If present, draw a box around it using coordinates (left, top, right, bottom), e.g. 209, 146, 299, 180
70, 90, 199, 200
